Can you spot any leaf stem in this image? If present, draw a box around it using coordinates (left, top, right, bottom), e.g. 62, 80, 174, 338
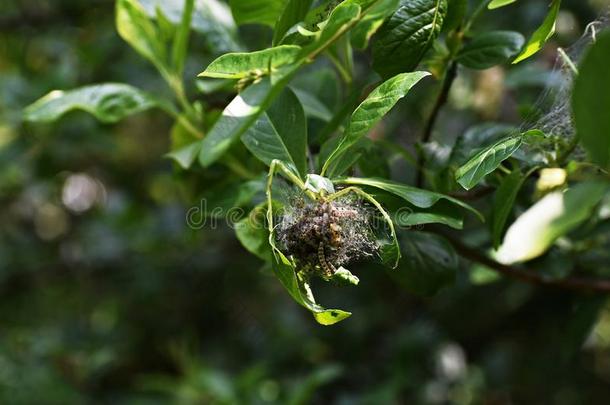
168, 74, 199, 119
171, 0, 195, 75
326, 50, 353, 83
161, 103, 204, 139
557, 47, 579, 76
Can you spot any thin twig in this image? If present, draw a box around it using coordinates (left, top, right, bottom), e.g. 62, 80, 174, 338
416, 62, 458, 187
448, 185, 494, 201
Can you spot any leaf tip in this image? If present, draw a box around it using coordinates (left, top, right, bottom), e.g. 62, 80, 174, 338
313, 310, 352, 326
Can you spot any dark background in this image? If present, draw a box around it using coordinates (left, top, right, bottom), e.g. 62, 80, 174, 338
1, 0, 610, 403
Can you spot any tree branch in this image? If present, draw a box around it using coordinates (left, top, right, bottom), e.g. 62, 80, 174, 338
441, 232, 610, 293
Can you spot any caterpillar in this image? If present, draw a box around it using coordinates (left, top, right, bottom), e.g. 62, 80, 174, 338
333, 206, 359, 218
318, 242, 336, 278
329, 222, 342, 246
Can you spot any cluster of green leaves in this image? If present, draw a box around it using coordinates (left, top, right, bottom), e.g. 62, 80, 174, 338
9, 0, 610, 402
449, 1, 610, 268
22, 0, 610, 324
490, 29, 610, 265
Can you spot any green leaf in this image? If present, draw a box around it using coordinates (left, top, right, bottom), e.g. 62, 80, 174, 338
116, 0, 166, 68
198, 77, 269, 165
195, 79, 235, 95
229, 0, 287, 27
334, 176, 483, 220
272, 251, 351, 325
198, 73, 294, 167
195, 0, 242, 53
322, 71, 430, 176
273, 0, 313, 45
488, 0, 517, 9
312, 309, 352, 325
235, 205, 272, 261
379, 239, 401, 269
491, 168, 525, 249
165, 117, 202, 169
496, 182, 609, 264
397, 212, 462, 230
450, 123, 518, 166
198, 45, 302, 79
391, 232, 457, 296
457, 31, 525, 69
318, 138, 369, 179
350, 0, 400, 49
291, 88, 333, 121
197, 178, 265, 217
372, 0, 448, 78
299, 1, 362, 59
573, 31, 610, 168
171, 0, 194, 74
155, 6, 176, 43
512, 0, 561, 64
292, 67, 339, 115
443, 0, 467, 32
199, 2, 370, 168
241, 88, 308, 178
358, 141, 390, 178
331, 267, 360, 286
140, 0, 242, 54
455, 136, 522, 190
198, 1, 369, 168
394, 202, 464, 230
305, 174, 335, 194
166, 141, 201, 169
23, 83, 163, 124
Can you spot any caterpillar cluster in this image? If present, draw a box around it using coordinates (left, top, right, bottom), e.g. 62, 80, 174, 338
276, 194, 378, 280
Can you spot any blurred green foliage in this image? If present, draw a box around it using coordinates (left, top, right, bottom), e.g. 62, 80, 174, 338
2, 0, 610, 404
